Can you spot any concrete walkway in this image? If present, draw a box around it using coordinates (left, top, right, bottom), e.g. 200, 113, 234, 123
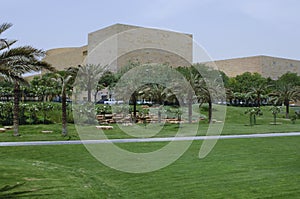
1, 132, 300, 147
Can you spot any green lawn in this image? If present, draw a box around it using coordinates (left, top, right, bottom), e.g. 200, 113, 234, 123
0, 136, 299, 198
1, 105, 299, 141
0, 105, 299, 198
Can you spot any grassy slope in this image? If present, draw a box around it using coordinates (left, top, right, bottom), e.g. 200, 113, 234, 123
0, 136, 299, 198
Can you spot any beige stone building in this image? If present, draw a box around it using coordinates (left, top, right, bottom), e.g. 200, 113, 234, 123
42, 24, 300, 80
205, 55, 300, 79
42, 46, 87, 71
43, 23, 193, 72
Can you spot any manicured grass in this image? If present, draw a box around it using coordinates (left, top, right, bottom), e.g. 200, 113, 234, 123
0, 124, 78, 142
0, 136, 299, 198
1, 105, 299, 198
1, 105, 300, 142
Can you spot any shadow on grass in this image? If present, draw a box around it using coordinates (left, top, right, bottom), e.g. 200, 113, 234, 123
0, 182, 58, 198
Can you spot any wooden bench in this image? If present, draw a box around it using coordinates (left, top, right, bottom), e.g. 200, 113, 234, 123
41, 130, 53, 134
0, 128, 6, 133
96, 125, 114, 130
4, 126, 13, 130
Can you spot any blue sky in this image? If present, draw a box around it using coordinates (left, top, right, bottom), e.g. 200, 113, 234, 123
2, 0, 300, 61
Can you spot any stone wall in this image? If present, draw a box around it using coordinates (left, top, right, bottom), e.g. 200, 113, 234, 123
261, 56, 300, 79
42, 46, 87, 72
87, 24, 193, 70
206, 55, 300, 79
205, 56, 262, 77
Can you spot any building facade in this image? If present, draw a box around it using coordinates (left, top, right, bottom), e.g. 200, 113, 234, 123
205, 55, 300, 79
43, 23, 193, 72
42, 24, 300, 80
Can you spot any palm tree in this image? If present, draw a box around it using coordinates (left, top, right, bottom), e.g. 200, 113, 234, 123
226, 88, 235, 105
0, 23, 53, 136
0, 23, 16, 49
270, 84, 300, 118
77, 64, 107, 102
244, 107, 262, 126
198, 79, 214, 123
246, 84, 270, 107
52, 68, 77, 136
140, 84, 173, 123
176, 66, 200, 123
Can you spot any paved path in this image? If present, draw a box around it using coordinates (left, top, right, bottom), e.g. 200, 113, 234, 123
1, 132, 300, 147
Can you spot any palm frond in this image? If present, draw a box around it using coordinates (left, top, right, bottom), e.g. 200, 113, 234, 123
0, 39, 17, 51
0, 23, 13, 35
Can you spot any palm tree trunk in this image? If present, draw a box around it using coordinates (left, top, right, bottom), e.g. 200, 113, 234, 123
94, 91, 98, 103
13, 82, 20, 136
87, 80, 92, 102
188, 102, 192, 124
133, 96, 137, 123
158, 107, 161, 123
61, 91, 68, 136
285, 100, 290, 119
257, 95, 261, 107
87, 89, 91, 102
208, 100, 212, 123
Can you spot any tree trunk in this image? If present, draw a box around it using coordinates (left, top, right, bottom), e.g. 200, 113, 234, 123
61, 91, 68, 136
257, 95, 261, 107
208, 100, 212, 123
187, 91, 193, 124
132, 93, 137, 123
94, 91, 98, 103
13, 82, 20, 136
86, 77, 92, 102
158, 108, 161, 123
285, 100, 289, 119
133, 100, 137, 123
87, 88, 91, 102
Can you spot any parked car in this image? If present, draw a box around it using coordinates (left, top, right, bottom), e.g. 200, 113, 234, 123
53, 96, 72, 103
103, 99, 124, 105
96, 99, 107, 104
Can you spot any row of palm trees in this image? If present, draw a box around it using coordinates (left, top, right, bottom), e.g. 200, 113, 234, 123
226, 81, 300, 119
1, 22, 300, 137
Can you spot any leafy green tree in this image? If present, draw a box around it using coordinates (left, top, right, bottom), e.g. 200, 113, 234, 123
96, 70, 117, 102
30, 73, 59, 101
230, 72, 267, 93
277, 72, 300, 86
98, 70, 117, 87
37, 102, 54, 124
0, 80, 13, 101
0, 101, 13, 125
